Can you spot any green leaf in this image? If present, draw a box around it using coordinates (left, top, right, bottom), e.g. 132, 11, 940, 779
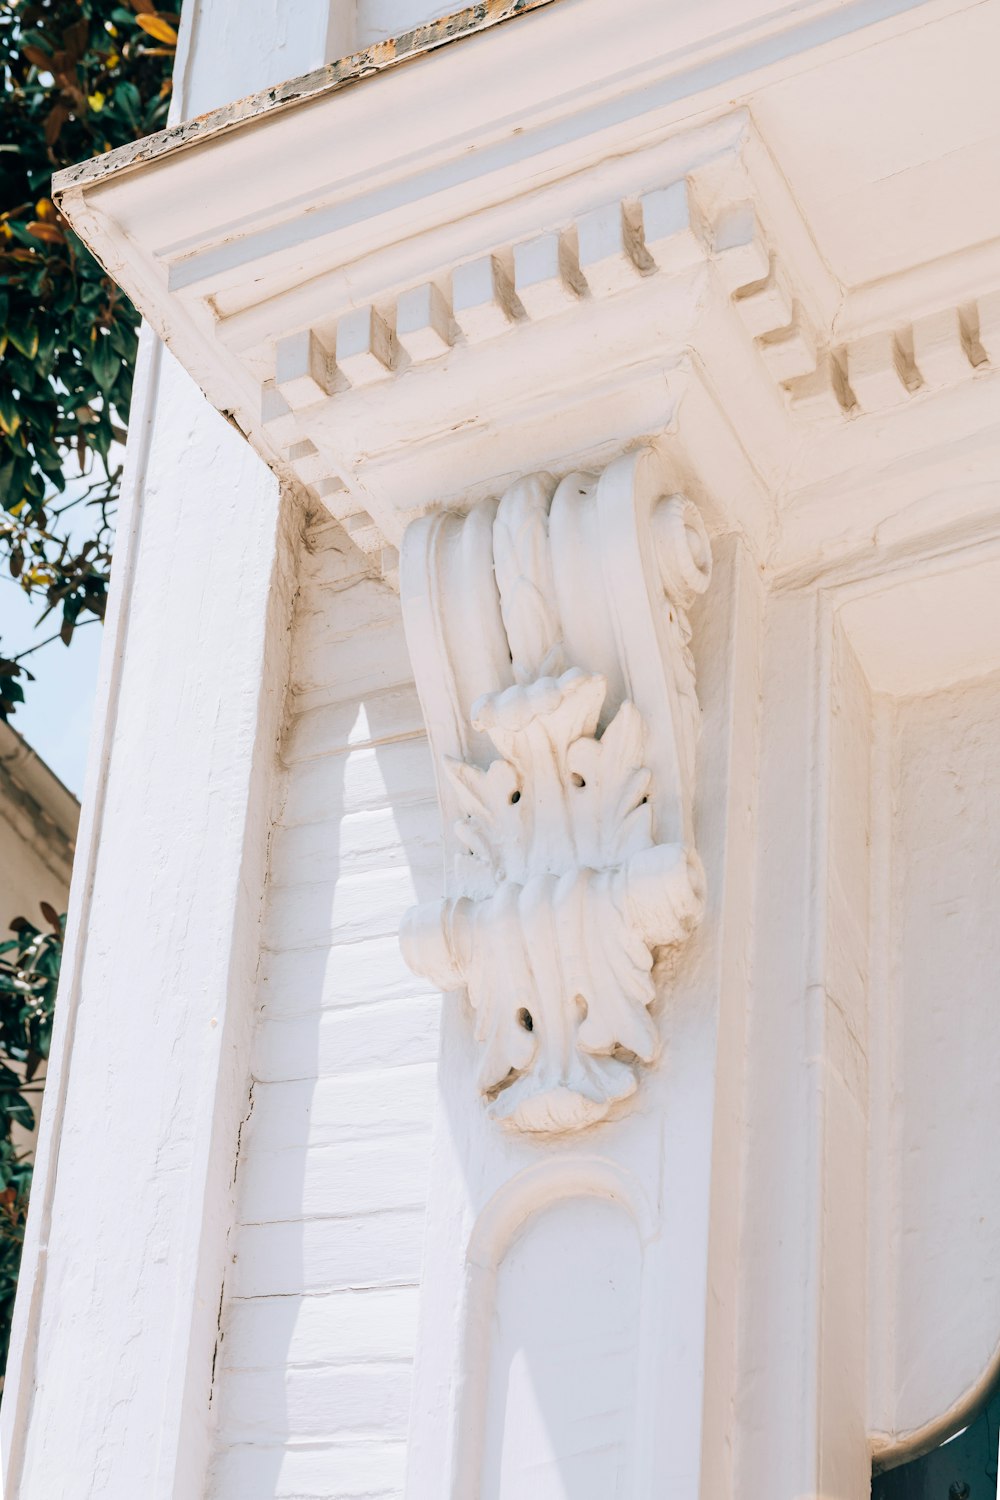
112, 79, 141, 126
6, 322, 38, 360
0, 392, 20, 439
89, 330, 118, 393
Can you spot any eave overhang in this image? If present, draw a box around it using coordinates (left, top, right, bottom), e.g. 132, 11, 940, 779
53, 0, 1000, 581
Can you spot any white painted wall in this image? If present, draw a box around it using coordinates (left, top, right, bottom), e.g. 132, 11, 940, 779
208, 518, 441, 1500
479, 1196, 643, 1498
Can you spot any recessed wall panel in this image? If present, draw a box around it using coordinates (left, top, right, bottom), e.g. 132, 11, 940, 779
480, 1196, 643, 1499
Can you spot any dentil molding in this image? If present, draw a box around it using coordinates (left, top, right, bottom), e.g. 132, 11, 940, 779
399, 448, 710, 1132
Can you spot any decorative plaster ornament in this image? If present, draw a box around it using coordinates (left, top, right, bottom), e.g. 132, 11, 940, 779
400, 449, 711, 1132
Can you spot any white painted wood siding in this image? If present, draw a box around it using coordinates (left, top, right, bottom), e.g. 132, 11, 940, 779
209, 516, 441, 1500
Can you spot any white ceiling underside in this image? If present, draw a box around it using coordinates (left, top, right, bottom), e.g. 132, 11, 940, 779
755, 1, 1000, 288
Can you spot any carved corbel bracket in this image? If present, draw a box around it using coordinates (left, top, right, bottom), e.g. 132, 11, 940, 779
400, 447, 711, 1133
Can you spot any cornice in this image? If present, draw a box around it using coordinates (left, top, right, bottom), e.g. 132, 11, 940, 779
54, 0, 1000, 582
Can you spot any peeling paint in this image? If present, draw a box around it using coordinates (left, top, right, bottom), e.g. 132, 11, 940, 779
53, 0, 561, 200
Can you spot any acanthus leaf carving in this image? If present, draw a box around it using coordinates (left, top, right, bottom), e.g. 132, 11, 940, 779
400, 448, 711, 1133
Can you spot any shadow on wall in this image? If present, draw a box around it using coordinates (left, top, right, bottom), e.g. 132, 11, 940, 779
206, 527, 443, 1499
478, 1194, 644, 1498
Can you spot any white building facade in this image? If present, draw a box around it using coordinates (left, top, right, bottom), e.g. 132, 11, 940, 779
0, 723, 77, 1161
5, 1, 1000, 1496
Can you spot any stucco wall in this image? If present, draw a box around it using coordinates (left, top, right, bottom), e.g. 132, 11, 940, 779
870, 666, 1000, 1439
208, 514, 441, 1499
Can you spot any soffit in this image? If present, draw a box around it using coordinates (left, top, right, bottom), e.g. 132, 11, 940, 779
839, 545, 1000, 696
752, 1, 1000, 290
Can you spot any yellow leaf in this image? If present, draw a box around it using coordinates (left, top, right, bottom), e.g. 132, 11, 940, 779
9, 501, 25, 517
26, 221, 65, 245
34, 198, 56, 221
135, 14, 178, 44
88, 90, 106, 112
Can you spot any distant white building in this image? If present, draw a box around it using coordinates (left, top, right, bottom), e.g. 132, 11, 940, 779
0, 721, 77, 1157
5, 2, 1000, 1497
0, 722, 76, 934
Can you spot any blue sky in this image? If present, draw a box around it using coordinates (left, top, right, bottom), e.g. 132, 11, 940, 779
0, 457, 112, 798
0, 572, 101, 799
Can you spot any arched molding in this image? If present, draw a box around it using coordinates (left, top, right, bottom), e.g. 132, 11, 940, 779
467, 1154, 657, 1271
452, 1156, 659, 1499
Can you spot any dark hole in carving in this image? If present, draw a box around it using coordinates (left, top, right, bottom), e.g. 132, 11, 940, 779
510, 789, 521, 804
570, 772, 586, 788
517, 1008, 534, 1032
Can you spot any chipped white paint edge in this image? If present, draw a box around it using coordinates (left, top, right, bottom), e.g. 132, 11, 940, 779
52, 0, 563, 196
400, 452, 710, 1132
